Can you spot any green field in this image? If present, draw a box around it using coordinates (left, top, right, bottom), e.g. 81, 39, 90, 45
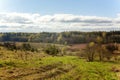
0, 44, 120, 80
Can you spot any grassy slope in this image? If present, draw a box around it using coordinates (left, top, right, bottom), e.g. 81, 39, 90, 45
0, 46, 119, 80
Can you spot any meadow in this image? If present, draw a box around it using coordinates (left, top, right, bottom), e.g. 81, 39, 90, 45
0, 43, 120, 80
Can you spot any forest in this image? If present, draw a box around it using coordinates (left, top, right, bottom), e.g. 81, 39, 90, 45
0, 31, 120, 44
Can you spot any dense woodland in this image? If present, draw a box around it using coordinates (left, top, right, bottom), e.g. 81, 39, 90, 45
0, 31, 120, 44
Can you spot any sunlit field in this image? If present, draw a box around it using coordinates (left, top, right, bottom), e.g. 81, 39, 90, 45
0, 43, 120, 80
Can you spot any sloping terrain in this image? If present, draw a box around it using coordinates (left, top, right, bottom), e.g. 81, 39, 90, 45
0, 46, 119, 80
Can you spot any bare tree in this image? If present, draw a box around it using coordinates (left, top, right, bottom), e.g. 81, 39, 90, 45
85, 42, 96, 62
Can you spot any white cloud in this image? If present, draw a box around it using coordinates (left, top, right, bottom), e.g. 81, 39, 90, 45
0, 12, 120, 32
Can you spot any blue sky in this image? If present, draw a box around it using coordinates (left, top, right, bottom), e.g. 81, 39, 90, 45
0, 0, 120, 17
0, 0, 120, 32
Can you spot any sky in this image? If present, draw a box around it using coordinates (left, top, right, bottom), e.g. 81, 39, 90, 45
0, 0, 120, 32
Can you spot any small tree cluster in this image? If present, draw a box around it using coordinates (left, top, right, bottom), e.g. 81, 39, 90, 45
44, 45, 60, 56
3, 42, 17, 51
1, 42, 37, 52
84, 32, 119, 62
21, 43, 37, 52
84, 42, 119, 62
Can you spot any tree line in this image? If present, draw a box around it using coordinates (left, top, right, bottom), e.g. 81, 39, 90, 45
0, 42, 37, 52
0, 31, 120, 44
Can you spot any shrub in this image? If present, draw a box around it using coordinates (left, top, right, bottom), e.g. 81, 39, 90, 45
44, 45, 60, 56
3, 42, 17, 51
22, 43, 31, 51
21, 43, 37, 52
105, 44, 118, 52
0, 63, 4, 67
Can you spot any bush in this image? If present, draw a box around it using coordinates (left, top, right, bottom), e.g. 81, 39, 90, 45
44, 45, 60, 56
3, 42, 17, 51
106, 44, 118, 52
0, 63, 4, 67
21, 43, 37, 52
22, 43, 31, 51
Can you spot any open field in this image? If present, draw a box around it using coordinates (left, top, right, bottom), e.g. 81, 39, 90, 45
0, 0, 120, 80
0, 44, 120, 80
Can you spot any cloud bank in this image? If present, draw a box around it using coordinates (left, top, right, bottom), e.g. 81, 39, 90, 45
0, 12, 120, 32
